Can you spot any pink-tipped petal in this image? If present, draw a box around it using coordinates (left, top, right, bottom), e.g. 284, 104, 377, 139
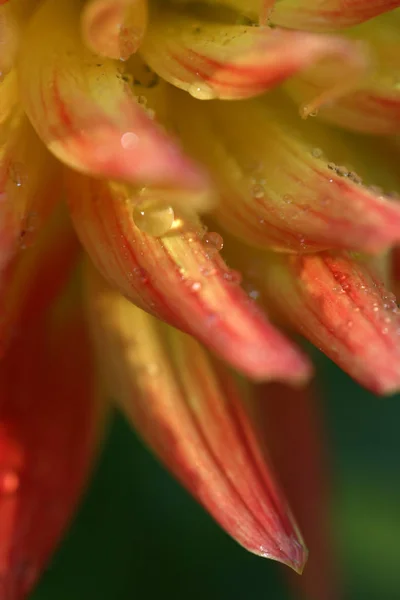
66, 171, 311, 383
253, 250, 400, 394
140, 3, 367, 101
18, 0, 209, 192
171, 90, 400, 254
85, 267, 307, 572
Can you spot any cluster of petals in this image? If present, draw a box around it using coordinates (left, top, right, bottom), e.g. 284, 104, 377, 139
0, 0, 400, 597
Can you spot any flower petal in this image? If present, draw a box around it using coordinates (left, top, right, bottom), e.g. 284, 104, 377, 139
255, 382, 338, 600
0, 113, 61, 288
81, 0, 148, 60
18, 0, 209, 193
0, 288, 98, 599
269, 0, 400, 31
140, 3, 366, 100
85, 266, 307, 572
285, 13, 400, 134
0, 203, 80, 358
66, 171, 311, 383
244, 250, 400, 394
171, 90, 400, 254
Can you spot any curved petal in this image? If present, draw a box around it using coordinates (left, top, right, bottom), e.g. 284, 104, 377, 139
285, 14, 400, 134
243, 249, 400, 394
81, 0, 148, 60
18, 0, 209, 193
0, 290, 98, 599
269, 0, 400, 31
66, 170, 311, 383
85, 266, 307, 572
171, 89, 400, 254
140, 3, 366, 100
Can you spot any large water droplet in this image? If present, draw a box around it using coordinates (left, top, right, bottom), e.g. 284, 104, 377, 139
203, 231, 223, 258
132, 199, 174, 237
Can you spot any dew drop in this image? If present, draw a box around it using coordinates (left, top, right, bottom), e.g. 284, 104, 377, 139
188, 82, 217, 100
223, 269, 242, 285
252, 184, 265, 199
8, 162, 26, 188
203, 231, 224, 258
311, 147, 323, 159
121, 131, 138, 149
132, 266, 149, 283
132, 200, 174, 237
191, 281, 202, 292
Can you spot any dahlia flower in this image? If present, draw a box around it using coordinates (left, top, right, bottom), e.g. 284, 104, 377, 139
1, 0, 400, 598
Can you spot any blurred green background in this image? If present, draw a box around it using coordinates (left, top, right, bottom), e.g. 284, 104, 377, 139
31, 353, 400, 600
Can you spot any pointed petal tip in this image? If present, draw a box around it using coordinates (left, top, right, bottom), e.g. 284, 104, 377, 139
255, 536, 308, 574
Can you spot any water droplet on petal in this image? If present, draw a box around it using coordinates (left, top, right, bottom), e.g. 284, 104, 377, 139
132, 199, 174, 237
190, 281, 202, 292
252, 184, 265, 199
203, 231, 223, 258
223, 269, 242, 285
188, 82, 217, 100
121, 131, 138, 149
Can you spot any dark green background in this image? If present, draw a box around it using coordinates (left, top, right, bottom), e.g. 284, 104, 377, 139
31, 353, 400, 600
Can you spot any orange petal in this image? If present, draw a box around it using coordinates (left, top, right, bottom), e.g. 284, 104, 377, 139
140, 3, 366, 101
251, 250, 400, 394
0, 202, 81, 358
285, 13, 400, 134
255, 382, 338, 600
0, 288, 98, 599
269, 0, 400, 31
18, 0, 208, 192
171, 90, 400, 254
85, 266, 307, 572
66, 171, 311, 382
81, 0, 148, 60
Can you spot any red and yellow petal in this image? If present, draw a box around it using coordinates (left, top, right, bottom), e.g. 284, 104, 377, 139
66, 171, 311, 382
140, 3, 366, 101
285, 13, 400, 135
0, 288, 98, 599
269, 0, 400, 31
243, 249, 400, 394
85, 266, 307, 572
18, 0, 209, 194
172, 90, 400, 254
